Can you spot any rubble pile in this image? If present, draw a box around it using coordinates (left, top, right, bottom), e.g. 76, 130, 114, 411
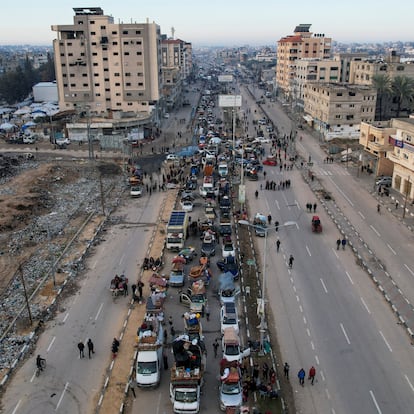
0, 157, 123, 371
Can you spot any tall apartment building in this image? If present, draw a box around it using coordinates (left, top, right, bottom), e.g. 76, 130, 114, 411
161, 38, 193, 109
51, 7, 162, 119
276, 24, 332, 99
304, 83, 376, 139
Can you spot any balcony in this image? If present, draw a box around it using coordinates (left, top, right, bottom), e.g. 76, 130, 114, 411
366, 140, 393, 153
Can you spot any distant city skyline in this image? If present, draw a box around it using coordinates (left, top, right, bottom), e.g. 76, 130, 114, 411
1, 1, 413, 46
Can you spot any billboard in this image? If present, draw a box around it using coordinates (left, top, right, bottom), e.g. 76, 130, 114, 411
218, 75, 233, 83
218, 95, 242, 108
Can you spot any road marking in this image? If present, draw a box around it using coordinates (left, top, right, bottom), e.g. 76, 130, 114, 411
274, 200, 280, 210
11, 399, 21, 414
370, 225, 381, 237
63, 313, 69, 323
404, 374, 414, 392
328, 177, 354, 206
332, 248, 339, 258
119, 253, 126, 265
404, 264, 414, 277
345, 271, 354, 285
360, 297, 371, 314
358, 211, 365, 219
369, 390, 382, 414
306, 328, 311, 337
294, 200, 301, 210
315, 355, 320, 365
310, 341, 315, 350
95, 303, 104, 321
386, 243, 396, 255
320, 278, 328, 293
379, 331, 392, 352
320, 371, 325, 381
306, 246, 312, 256
56, 382, 69, 411
282, 193, 290, 210
156, 391, 163, 413
47, 336, 56, 352
92, 259, 98, 269
325, 388, 331, 400
340, 323, 351, 345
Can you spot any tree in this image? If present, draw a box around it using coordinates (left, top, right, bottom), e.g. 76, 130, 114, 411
391, 76, 414, 118
372, 74, 392, 121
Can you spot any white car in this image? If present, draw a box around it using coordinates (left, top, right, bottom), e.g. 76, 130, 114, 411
180, 200, 193, 212
130, 185, 142, 197
222, 241, 235, 258
164, 113, 170, 119
253, 137, 271, 144
166, 154, 178, 161
220, 302, 239, 335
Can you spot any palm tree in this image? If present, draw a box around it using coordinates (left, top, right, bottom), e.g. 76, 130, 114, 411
372, 74, 392, 121
391, 76, 414, 118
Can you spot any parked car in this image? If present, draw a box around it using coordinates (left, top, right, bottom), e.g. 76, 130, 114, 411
376, 176, 392, 187
220, 302, 239, 335
262, 156, 277, 166
166, 153, 178, 161
180, 200, 194, 212
130, 185, 142, 197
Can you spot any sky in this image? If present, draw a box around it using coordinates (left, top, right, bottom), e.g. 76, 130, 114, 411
1, 1, 413, 46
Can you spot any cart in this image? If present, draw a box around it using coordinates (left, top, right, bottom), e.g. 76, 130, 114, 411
311, 215, 322, 233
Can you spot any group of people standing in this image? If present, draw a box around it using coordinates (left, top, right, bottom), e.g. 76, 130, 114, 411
283, 362, 317, 386
264, 179, 292, 191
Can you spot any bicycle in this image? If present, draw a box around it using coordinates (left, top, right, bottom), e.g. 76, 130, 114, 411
36, 359, 46, 376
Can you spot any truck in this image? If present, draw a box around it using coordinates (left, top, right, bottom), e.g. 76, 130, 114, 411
253, 213, 267, 237
179, 280, 207, 315
166, 211, 189, 251
136, 315, 164, 387
170, 336, 206, 413
183, 312, 203, 336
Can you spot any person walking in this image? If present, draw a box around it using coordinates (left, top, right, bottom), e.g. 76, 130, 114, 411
137, 280, 144, 300
87, 339, 95, 358
275, 220, 279, 232
129, 376, 137, 398
205, 303, 210, 321
213, 339, 219, 358
267, 214, 272, 225
276, 239, 281, 253
341, 238, 347, 250
313, 203, 317, 213
377, 203, 381, 214
288, 255, 294, 269
78, 341, 85, 359
308, 366, 316, 385
163, 348, 169, 370
298, 368, 305, 386
283, 362, 290, 379
262, 362, 269, 381
336, 238, 341, 250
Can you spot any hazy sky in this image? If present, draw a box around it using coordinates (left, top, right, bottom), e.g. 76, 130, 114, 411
1, 1, 413, 46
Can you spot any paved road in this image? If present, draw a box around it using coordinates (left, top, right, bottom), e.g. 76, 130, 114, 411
237, 82, 414, 413
2, 190, 166, 414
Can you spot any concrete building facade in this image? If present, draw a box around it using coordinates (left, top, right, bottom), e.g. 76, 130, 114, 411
360, 118, 414, 200
51, 7, 162, 119
304, 83, 377, 140
276, 24, 332, 99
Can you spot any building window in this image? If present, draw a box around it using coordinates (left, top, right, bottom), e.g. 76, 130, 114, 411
114, 73, 120, 77
100, 26, 106, 30
82, 73, 87, 77
91, 32, 96, 35
126, 82, 131, 86
106, 98, 110, 101
124, 52, 130, 56
122, 30, 128, 35
126, 93, 132, 96
112, 31, 117, 35
136, 52, 142, 56
112, 41, 118, 45
125, 73, 131, 77
83, 83, 88, 87
70, 74, 75, 77
70, 83, 76, 87
92, 42, 97, 46
123, 41, 129, 45
138, 82, 143, 86
92, 52, 97, 56
60, 53, 65, 57
115, 83, 120, 86
116, 102, 122, 106
136, 31, 141, 34
103, 57, 108, 61
94, 83, 100, 86
128, 102, 133, 106
95, 93, 101, 96
68, 53, 73, 56
93, 63, 98, 66
116, 92, 121, 96
113, 52, 119, 56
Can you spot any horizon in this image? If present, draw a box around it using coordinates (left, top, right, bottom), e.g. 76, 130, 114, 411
0, 2, 413, 47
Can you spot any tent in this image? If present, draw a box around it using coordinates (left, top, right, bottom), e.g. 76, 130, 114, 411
0, 122, 16, 131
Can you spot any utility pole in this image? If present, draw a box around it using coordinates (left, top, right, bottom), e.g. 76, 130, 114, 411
99, 174, 106, 215
18, 264, 32, 326
403, 176, 410, 219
